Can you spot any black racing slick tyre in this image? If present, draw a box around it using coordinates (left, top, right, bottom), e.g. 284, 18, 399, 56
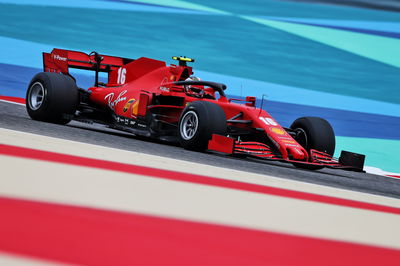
178, 101, 227, 151
26, 72, 79, 124
290, 117, 335, 170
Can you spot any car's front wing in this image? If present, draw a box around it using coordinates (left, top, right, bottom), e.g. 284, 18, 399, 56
208, 134, 365, 172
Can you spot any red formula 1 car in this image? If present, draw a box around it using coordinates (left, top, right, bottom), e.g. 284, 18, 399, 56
26, 49, 365, 171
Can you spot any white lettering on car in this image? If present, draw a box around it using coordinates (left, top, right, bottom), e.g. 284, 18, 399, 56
260, 117, 278, 126
117, 67, 127, 84
104, 90, 127, 110
53, 54, 67, 61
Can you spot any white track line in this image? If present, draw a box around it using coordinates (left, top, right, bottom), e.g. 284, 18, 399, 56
0, 252, 68, 266
1, 155, 400, 249
365, 166, 400, 179
1, 127, 400, 208
0, 99, 25, 106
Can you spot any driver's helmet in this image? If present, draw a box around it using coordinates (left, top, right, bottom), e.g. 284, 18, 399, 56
184, 76, 202, 94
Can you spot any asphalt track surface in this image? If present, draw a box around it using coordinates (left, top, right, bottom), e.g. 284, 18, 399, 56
1, 101, 399, 199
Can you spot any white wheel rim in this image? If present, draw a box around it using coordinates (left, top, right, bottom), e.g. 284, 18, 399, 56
180, 111, 199, 140
28, 82, 45, 110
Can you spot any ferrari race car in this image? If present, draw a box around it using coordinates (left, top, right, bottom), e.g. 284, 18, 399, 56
26, 49, 365, 171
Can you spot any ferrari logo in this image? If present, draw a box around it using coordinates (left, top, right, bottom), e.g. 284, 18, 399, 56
123, 99, 135, 112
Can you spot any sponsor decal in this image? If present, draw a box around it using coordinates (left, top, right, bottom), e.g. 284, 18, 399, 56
116, 116, 136, 126
104, 90, 127, 110
53, 54, 67, 61
282, 140, 296, 144
279, 136, 295, 140
115, 116, 147, 129
294, 148, 302, 154
271, 127, 285, 135
123, 99, 136, 112
284, 143, 300, 147
116, 116, 131, 125
160, 77, 170, 92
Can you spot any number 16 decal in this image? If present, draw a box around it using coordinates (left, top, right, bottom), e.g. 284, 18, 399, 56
260, 117, 278, 126
117, 67, 126, 84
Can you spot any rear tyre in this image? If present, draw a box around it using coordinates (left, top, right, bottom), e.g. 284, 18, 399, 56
178, 101, 227, 151
290, 116, 335, 170
26, 72, 79, 124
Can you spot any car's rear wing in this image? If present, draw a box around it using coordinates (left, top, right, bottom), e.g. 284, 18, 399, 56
43, 48, 135, 86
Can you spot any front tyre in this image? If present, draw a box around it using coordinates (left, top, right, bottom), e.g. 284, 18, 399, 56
290, 116, 335, 170
178, 101, 227, 151
26, 72, 79, 124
